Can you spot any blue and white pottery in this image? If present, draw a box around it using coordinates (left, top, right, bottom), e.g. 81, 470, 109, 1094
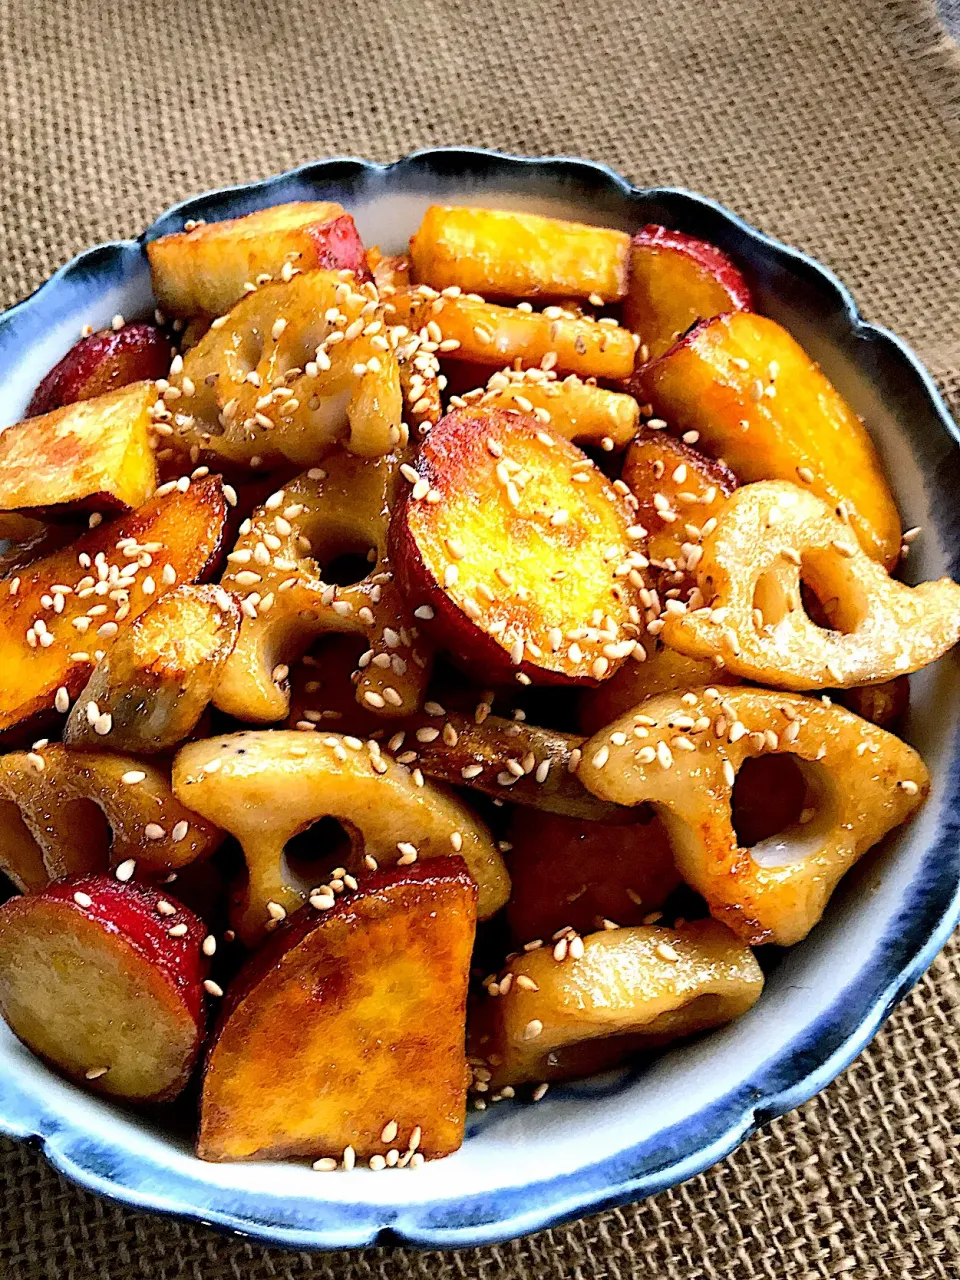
0, 149, 958, 1250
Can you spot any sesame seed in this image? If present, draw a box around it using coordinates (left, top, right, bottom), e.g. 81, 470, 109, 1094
364, 691, 386, 708
73, 891, 93, 908
115, 859, 136, 882
94, 712, 113, 736
656, 942, 681, 962
313, 1157, 338, 1172
168, 922, 189, 938
532, 1083, 549, 1102
899, 779, 920, 795
522, 1019, 544, 1041
204, 979, 224, 997
26, 752, 45, 773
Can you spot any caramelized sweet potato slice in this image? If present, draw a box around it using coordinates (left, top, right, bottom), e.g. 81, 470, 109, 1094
387, 710, 625, 823
173, 730, 507, 943
470, 918, 763, 1087
162, 270, 401, 466
579, 637, 738, 735
0, 475, 229, 737
637, 312, 902, 568
662, 481, 960, 689
0, 382, 157, 519
0, 876, 208, 1101
147, 201, 349, 317
390, 407, 646, 686
63, 585, 240, 753
214, 452, 431, 724
470, 369, 639, 449
621, 428, 737, 596
410, 206, 630, 302
198, 859, 475, 1163
26, 323, 171, 418
578, 688, 928, 945
412, 293, 637, 380
505, 807, 681, 943
0, 744, 223, 891
624, 225, 752, 360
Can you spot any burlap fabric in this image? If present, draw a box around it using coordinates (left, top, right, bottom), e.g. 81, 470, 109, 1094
1, 0, 959, 1274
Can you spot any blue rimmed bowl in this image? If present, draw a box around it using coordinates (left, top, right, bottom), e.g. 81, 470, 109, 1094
0, 149, 959, 1250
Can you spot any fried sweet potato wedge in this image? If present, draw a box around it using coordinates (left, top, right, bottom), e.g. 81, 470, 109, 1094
412, 293, 638, 380
637, 312, 901, 568
0, 876, 208, 1101
26, 323, 171, 418
387, 710, 625, 823
147, 201, 353, 317
390, 407, 646, 686
624, 225, 752, 360
410, 206, 630, 302
578, 688, 928, 945
621, 428, 737, 596
63, 585, 240, 753
661, 482, 960, 690
0, 382, 157, 519
173, 730, 507, 943
198, 858, 475, 1164
0, 744, 223, 891
161, 270, 401, 467
471, 919, 763, 1087
505, 807, 681, 943
214, 452, 431, 724
579, 638, 738, 735
471, 369, 639, 449
0, 475, 229, 737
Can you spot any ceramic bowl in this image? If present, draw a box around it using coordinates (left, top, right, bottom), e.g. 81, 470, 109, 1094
0, 149, 958, 1250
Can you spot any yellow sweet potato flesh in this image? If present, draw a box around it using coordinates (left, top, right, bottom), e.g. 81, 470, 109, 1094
0, 744, 222, 891
471, 918, 763, 1086
173, 729, 508, 943
63, 585, 240, 753
410, 206, 630, 302
662, 481, 960, 690
414, 294, 637, 380
639, 312, 901, 568
198, 859, 476, 1163
163, 270, 400, 467
147, 201, 347, 317
0, 382, 157, 518
578, 687, 928, 945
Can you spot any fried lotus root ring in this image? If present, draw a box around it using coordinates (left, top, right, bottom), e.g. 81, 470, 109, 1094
162, 270, 402, 465
661, 481, 960, 689
214, 449, 432, 723
470, 919, 763, 1088
173, 730, 509, 944
0, 745, 223, 892
578, 687, 928, 945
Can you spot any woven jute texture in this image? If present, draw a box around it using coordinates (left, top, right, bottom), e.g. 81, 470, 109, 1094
2, 0, 960, 1275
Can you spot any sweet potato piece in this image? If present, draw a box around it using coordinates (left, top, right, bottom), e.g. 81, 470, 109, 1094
471, 370, 639, 449
162, 270, 401, 467
579, 637, 738, 735
147, 201, 350, 317
388, 710, 625, 823
63, 585, 240, 753
505, 808, 681, 942
410, 206, 630, 302
26, 323, 171, 419
471, 918, 763, 1087
413, 293, 638, 380
621, 429, 737, 595
0, 475, 229, 737
0, 745, 223, 891
838, 676, 909, 731
0, 876, 208, 1101
0, 382, 157, 519
662, 482, 960, 690
638, 312, 902, 568
578, 688, 928, 945
198, 858, 475, 1164
390, 407, 646, 686
214, 452, 431, 724
624, 225, 752, 360
173, 730, 507, 943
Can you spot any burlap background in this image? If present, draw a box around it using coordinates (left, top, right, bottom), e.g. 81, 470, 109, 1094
2, 0, 959, 1274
